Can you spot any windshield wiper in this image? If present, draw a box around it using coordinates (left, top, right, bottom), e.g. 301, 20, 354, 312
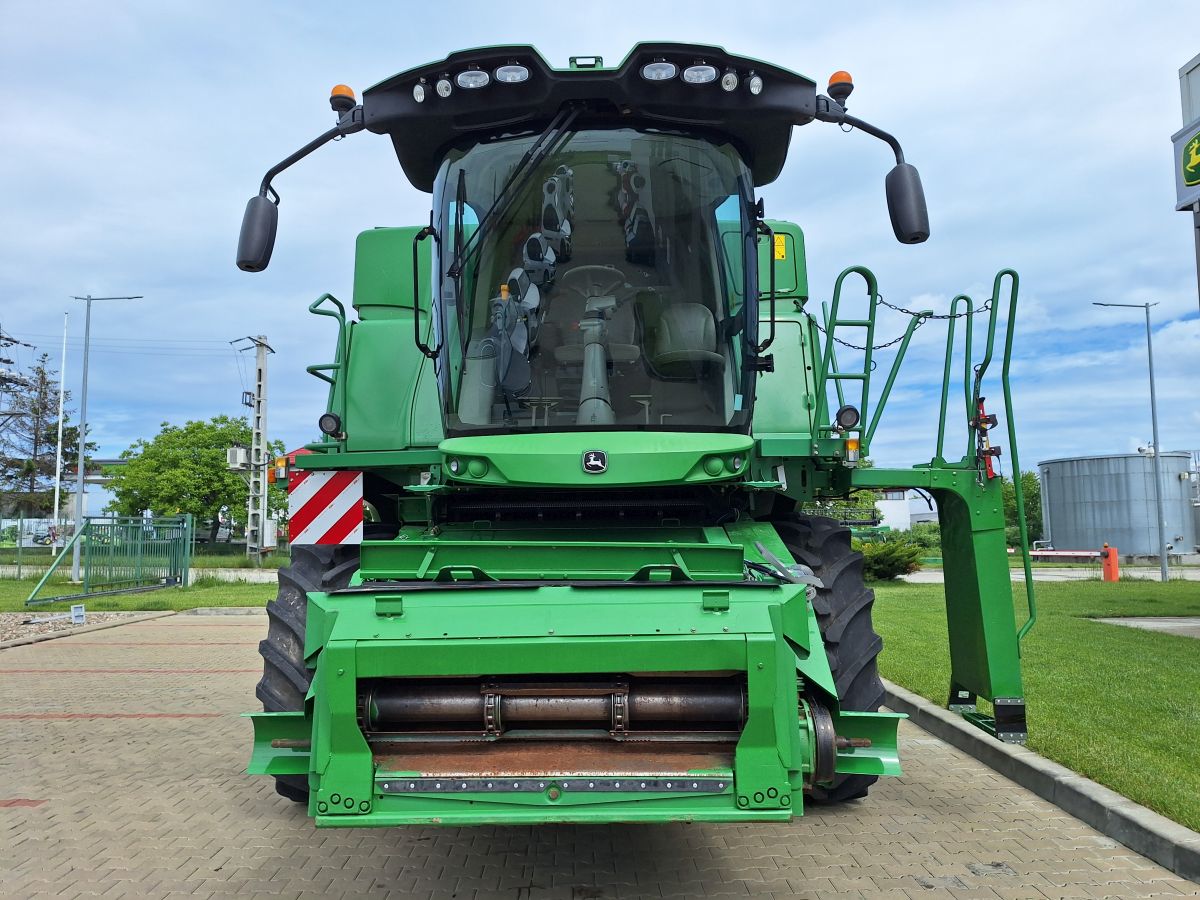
447, 105, 580, 280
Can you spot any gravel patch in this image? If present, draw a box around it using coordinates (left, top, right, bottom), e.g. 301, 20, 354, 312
0, 611, 143, 643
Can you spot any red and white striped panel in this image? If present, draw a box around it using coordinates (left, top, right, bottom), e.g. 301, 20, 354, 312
287, 469, 363, 545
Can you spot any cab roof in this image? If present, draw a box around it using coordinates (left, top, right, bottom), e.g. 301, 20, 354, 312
363, 43, 817, 192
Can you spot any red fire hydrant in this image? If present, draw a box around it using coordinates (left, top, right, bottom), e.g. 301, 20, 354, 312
1100, 543, 1119, 582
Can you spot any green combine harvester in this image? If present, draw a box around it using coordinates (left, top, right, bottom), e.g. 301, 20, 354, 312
236, 44, 1036, 827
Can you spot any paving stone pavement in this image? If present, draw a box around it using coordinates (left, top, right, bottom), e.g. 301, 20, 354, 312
1, 616, 1196, 900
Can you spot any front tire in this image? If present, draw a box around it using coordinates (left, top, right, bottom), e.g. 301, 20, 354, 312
255, 544, 359, 802
775, 515, 885, 802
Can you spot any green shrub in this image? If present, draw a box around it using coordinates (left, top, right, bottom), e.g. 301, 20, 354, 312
856, 539, 923, 581
904, 522, 942, 552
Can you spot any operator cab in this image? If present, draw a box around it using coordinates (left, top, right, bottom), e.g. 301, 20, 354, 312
436, 128, 756, 435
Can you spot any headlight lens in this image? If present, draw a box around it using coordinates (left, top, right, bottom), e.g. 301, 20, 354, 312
412, 82, 426, 103
456, 69, 490, 89
641, 61, 678, 81
720, 71, 739, 92
682, 65, 718, 84
835, 404, 861, 430
436, 78, 453, 98
748, 74, 764, 95
494, 64, 530, 83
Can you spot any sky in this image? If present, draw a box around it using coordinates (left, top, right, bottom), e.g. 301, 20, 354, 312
1, 2, 1198, 479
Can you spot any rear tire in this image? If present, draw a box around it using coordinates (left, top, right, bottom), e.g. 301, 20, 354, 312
775, 514, 885, 803
255, 544, 359, 802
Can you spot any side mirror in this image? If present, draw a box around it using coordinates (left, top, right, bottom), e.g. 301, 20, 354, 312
885, 163, 930, 244
236, 195, 279, 272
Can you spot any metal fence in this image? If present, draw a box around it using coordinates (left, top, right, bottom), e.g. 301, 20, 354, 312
25, 514, 193, 605
82, 515, 193, 594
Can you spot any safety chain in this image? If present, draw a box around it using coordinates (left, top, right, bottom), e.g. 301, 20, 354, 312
878, 294, 993, 321
811, 319, 913, 352
809, 294, 993, 352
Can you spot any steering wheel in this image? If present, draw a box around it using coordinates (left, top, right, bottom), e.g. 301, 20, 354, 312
559, 265, 632, 303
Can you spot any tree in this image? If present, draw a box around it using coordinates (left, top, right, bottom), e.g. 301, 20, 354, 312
0, 353, 90, 516
1002, 470, 1043, 545
106, 415, 285, 542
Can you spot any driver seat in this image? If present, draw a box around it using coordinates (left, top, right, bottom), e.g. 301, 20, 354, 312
648, 304, 726, 380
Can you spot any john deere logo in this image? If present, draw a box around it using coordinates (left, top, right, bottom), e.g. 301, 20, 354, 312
582, 450, 607, 474
1185, 130, 1200, 188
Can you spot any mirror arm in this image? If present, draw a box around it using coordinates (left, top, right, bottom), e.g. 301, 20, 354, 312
813, 96, 905, 164
256, 106, 366, 199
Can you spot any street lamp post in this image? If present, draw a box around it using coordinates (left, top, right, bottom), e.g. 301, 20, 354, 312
69, 294, 142, 582
1093, 301, 1169, 582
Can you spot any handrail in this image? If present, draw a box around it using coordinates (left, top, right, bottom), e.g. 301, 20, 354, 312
305, 294, 349, 432
815, 266, 879, 447
935, 294, 975, 462
992, 270, 1037, 643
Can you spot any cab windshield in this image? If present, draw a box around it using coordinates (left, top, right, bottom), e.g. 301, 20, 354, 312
432, 127, 758, 435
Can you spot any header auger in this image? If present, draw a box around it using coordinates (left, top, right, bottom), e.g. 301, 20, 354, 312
238, 44, 1032, 827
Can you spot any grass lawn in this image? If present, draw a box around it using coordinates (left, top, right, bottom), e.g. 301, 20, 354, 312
1, 548, 287, 568
0, 576, 275, 613
872, 578, 1200, 832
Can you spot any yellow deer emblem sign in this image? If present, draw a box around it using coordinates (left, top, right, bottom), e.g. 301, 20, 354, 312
1185, 133, 1200, 187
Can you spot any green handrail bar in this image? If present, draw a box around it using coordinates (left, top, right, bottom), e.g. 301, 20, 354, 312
935, 294, 975, 462
815, 266, 879, 443
305, 294, 350, 444
992, 270, 1037, 643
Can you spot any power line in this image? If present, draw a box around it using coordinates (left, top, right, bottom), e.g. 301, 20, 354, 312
21, 332, 232, 346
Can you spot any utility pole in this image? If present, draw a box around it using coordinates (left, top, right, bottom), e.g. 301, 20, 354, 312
235, 336, 273, 564
51, 312, 68, 543
70, 294, 142, 582
1093, 302, 1169, 582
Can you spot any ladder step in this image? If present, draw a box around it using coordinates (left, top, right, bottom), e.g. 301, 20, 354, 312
831, 319, 872, 327
827, 373, 867, 381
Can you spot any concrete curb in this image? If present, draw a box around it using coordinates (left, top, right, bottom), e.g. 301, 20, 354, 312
0, 610, 177, 650
883, 679, 1200, 884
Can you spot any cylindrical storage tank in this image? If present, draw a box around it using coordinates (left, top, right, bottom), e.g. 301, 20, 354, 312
1038, 452, 1196, 556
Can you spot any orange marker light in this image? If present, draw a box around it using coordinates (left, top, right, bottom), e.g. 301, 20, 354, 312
827, 71, 854, 107
844, 436, 861, 467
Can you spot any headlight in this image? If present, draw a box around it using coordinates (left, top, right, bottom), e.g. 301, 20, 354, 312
456, 69, 490, 89
748, 74, 764, 95
682, 65, 718, 84
318, 412, 342, 436
640, 61, 678, 81
720, 71, 739, 92
835, 404, 861, 430
448, 458, 461, 475
436, 78, 453, 98
412, 82, 426, 103
494, 64, 530, 84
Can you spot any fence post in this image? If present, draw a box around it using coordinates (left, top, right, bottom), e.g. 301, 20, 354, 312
182, 514, 193, 587
16, 510, 22, 580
